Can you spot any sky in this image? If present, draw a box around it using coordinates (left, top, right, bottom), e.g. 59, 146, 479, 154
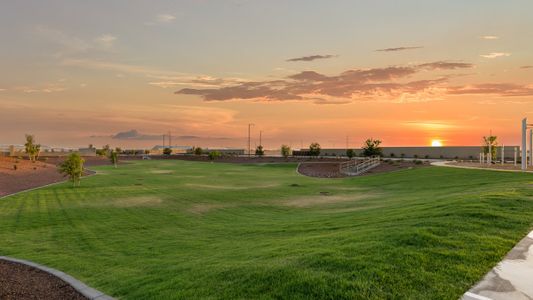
1, 0, 532, 149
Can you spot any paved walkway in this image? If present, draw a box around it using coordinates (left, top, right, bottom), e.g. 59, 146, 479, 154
430, 161, 533, 299
461, 231, 533, 300
431, 161, 533, 173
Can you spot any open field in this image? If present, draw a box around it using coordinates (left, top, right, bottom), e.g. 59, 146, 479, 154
1, 160, 533, 299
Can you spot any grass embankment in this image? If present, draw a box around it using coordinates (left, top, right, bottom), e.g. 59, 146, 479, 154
1, 160, 533, 299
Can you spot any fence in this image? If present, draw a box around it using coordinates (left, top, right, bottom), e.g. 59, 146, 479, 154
339, 156, 381, 176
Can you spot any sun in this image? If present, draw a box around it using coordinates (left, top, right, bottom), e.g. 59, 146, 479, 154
431, 140, 443, 147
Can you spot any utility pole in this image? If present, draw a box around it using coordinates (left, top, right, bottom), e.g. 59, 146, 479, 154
259, 130, 262, 146
168, 131, 172, 148
163, 134, 166, 147
346, 135, 349, 150
248, 123, 254, 157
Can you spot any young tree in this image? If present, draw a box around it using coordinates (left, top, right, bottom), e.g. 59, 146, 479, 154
482, 135, 498, 162
24, 134, 41, 162
110, 150, 118, 168
193, 147, 203, 155
281, 145, 291, 158
346, 149, 355, 159
309, 142, 321, 157
163, 147, 172, 155
255, 145, 264, 156
362, 138, 383, 157
59, 153, 85, 187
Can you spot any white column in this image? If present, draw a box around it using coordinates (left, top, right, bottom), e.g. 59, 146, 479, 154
488, 140, 492, 164
514, 147, 517, 166
530, 129, 533, 167
522, 118, 527, 170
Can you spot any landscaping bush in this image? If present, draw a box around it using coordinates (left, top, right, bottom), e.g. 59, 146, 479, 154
208, 151, 221, 160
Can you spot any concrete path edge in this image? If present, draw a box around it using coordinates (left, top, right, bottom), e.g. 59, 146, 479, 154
0, 256, 114, 300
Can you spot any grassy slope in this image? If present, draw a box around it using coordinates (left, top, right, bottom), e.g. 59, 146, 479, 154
1, 160, 533, 299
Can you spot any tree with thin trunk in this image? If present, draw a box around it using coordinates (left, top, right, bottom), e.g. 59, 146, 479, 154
362, 138, 382, 157
281, 145, 291, 158
309, 142, 321, 157
59, 153, 85, 187
24, 134, 41, 162
110, 150, 118, 168
482, 135, 498, 162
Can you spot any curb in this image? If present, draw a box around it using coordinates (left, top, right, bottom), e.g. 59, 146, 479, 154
0, 256, 114, 300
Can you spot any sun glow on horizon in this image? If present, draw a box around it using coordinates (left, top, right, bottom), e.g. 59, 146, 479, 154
431, 140, 443, 147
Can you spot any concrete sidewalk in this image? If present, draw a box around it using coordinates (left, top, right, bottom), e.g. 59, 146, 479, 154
461, 231, 533, 300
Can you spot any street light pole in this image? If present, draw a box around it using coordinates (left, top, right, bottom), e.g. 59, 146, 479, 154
248, 123, 254, 157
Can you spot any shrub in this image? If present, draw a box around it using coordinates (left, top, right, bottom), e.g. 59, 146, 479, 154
424, 155, 429, 159
414, 160, 423, 165
346, 149, 355, 159
208, 151, 221, 160
163, 148, 172, 155
13, 164, 17, 170
414, 154, 418, 159
255, 145, 264, 156
390, 153, 395, 158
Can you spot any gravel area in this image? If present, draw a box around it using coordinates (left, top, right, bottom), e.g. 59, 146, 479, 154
0, 259, 87, 300
0, 156, 105, 197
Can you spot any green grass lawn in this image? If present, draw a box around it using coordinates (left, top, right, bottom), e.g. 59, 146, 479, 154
1, 160, 533, 299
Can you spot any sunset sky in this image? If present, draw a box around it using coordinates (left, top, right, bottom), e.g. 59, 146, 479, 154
1, 0, 532, 149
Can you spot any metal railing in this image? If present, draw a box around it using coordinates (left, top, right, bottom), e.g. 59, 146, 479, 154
339, 156, 381, 176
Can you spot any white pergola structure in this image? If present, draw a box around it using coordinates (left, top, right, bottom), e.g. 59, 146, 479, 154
521, 118, 533, 171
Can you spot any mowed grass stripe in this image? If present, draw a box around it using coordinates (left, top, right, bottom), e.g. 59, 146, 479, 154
1, 160, 533, 299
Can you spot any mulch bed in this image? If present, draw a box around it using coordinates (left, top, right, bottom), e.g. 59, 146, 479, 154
0, 260, 87, 300
298, 160, 431, 178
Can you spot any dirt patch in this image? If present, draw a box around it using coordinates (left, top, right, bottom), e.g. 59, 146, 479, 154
112, 196, 162, 207
149, 170, 173, 174
187, 203, 230, 214
0, 259, 87, 300
185, 183, 279, 190
297, 160, 431, 178
283, 193, 373, 208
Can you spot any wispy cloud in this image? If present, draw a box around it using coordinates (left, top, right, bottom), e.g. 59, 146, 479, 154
0, 88, 6, 92
110, 129, 162, 140
521, 66, 533, 69
94, 34, 117, 49
480, 35, 499, 40
480, 52, 511, 59
286, 54, 336, 62
145, 14, 177, 25
375, 46, 423, 52
35, 26, 117, 56
448, 83, 533, 97
176, 61, 475, 104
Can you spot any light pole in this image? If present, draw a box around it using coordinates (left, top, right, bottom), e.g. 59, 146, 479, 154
522, 118, 527, 170
248, 123, 254, 157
